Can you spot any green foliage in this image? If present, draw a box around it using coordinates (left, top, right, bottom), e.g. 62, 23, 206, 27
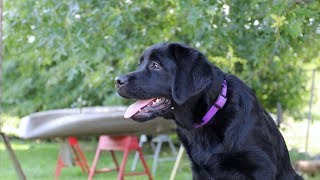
3, 0, 320, 116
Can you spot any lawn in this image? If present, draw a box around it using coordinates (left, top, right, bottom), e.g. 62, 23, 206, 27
1, 121, 320, 180
1, 137, 192, 180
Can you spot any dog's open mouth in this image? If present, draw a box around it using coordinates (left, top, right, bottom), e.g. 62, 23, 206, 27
124, 97, 171, 121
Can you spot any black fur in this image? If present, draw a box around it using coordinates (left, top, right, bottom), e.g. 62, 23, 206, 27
116, 42, 302, 180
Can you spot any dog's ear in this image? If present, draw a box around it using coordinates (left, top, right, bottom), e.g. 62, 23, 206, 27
170, 43, 216, 105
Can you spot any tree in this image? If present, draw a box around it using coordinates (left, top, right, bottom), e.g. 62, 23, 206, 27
3, 0, 320, 116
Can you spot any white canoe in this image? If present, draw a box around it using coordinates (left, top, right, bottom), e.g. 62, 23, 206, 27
18, 106, 176, 139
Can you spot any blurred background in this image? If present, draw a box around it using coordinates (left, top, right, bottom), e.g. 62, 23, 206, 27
1, 0, 320, 179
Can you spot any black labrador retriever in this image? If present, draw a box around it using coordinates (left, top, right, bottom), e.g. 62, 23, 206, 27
115, 42, 302, 180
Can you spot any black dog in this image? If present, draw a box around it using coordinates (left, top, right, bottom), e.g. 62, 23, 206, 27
115, 42, 302, 180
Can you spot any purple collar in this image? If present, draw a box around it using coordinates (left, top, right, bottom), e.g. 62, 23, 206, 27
195, 80, 227, 128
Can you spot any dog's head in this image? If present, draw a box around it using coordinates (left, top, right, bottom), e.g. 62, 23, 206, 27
116, 42, 223, 123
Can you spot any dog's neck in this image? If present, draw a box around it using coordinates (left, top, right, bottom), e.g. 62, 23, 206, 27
173, 66, 225, 129
194, 80, 227, 128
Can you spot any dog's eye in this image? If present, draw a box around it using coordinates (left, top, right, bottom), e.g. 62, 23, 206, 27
149, 62, 162, 70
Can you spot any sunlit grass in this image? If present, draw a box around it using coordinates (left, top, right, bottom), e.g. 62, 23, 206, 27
0, 143, 30, 151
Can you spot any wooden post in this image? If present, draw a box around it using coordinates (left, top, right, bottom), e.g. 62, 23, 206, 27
169, 145, 185, 180
1, 133, 26, 179
0, 1, 26, 179
0, 0, 2, 131
305, 69, 316, 155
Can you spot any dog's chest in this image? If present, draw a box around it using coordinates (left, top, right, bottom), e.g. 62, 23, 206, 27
187, 143, 213, 165
178, 129, 224, 166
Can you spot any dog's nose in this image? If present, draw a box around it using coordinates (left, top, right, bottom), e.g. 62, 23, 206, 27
115, 75, 128, 87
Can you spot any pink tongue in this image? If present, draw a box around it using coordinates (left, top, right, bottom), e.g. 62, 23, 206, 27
124, 98, 156, 118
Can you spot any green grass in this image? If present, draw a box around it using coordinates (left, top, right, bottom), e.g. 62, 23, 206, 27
1, 121, 320, 180
1, 138, 192, 180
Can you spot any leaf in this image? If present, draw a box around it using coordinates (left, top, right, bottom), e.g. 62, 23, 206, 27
270, 14, 288, 29
287, 20, 303, 38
